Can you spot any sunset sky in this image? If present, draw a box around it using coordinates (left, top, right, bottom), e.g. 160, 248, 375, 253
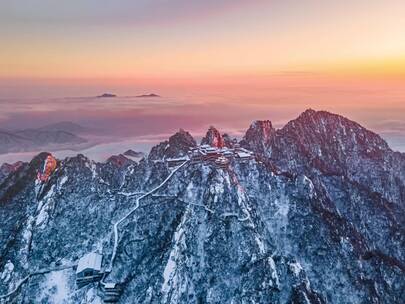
1, 0, 405, 155
2, 0, 405, 80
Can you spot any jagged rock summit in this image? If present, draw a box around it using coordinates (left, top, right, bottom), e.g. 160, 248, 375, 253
201, 126, 226, 148
0, 109, 404, 304
123, 149, 144, 158
240, 119, 275, 154
148, 128, 196, 160
106, 154, 134, 167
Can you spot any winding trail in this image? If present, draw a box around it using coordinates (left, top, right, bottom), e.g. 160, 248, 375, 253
1, 160, 188, 300
103, 161, 188, 279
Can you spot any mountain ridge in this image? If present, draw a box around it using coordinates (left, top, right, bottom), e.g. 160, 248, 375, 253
0, 109, 403, 304
0, 122, 87, 154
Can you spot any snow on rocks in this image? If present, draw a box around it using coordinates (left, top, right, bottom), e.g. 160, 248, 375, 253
57, 175, 69, 191
0, 261, 14, 284
35, 185, 56, 229
295, 175, 316, 199
209, 177, 224, 204
267, 256, 280, 289
289, 261, 303, 277
37, 269, 71, 303
20, 215, 35, 269
161, 207, 189, 302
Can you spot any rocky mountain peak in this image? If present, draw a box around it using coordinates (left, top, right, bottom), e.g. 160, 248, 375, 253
167, 129, 196, 152
201, 126, 225, 148
284, 109, 390, 153
298, 108, 317, 118
170, 128, 195, 144
0, 161, 24, 174
222, 133, 237, 148
240, 120, 275, 154
0, 161, 24, 184
107, 154, 133, 167
123, 149, 144, 158
36, 154, 58, 182
148, 129, 196, 160
247, 120, 274, 141
30, 152, 54, 169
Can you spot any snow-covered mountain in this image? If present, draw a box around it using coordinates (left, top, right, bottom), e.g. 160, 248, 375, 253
0, 110, 404, 304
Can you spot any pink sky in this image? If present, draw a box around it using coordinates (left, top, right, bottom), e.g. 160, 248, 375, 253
0, 1, 405, 155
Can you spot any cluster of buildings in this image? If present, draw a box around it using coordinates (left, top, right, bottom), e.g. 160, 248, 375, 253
166, 144, 255, 169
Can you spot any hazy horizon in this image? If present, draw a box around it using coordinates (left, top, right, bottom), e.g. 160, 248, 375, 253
1, 0, 405, 161
0, 98, 404, 165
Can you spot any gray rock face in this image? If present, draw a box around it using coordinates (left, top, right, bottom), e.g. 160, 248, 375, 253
0, 162, 24, 184
240, 120, 275, 154
267, 109, 405, 206
201, 126, 226, 148
106, 154, 134, 168
148, 129, 196, 160
222, 133, 237, 148
0, 110, 404, 304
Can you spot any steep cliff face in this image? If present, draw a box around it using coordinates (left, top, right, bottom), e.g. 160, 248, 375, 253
0, 110, 404, 304
266, 109, 405, 206
222, 133, 237, 148
148, 129, 196, 160
240, 120, 275, 154
201, 126, 226, 148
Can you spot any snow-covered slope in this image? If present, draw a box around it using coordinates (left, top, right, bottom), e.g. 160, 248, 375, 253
0, 110, 404, 304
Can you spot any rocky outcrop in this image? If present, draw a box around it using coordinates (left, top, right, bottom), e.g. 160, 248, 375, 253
148, 129, 196, 160
106, 155, 134, 167
268, 109, 405, 206
201, 126, 225, 148
240, 120, 275, 154
0, 161, 24, 184
222, 133, 237, 148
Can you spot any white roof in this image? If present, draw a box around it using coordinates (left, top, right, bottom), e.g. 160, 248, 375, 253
237, 152, 252, 158
104, 283, 116, 289
166, 156, 188, 162
76, 252, 102, 274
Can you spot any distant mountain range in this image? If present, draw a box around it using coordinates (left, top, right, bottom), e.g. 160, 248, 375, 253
135, 93, 160, 98
0, 122, 87, 154
97, 93, 117, 98
123, 149, 145, 158
96, 93, 160, 98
